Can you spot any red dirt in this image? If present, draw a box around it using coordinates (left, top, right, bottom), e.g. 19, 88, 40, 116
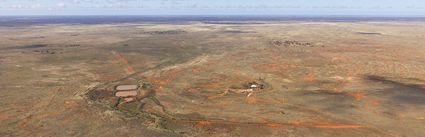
147, 68, 181, 92
266, 123, 281, 129
111, 50, 136, 74
246, 96, 257, 104
304, 71, 315, 82
346, 92, 366, 101
197, 120, 211, 126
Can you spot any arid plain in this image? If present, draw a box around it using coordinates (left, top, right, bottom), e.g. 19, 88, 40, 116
1, 21, 425, 137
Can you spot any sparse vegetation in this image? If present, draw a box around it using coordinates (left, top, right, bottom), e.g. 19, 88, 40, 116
1, 21, 425, 137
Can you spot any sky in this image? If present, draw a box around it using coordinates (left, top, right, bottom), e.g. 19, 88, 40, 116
0, 0, 425, 16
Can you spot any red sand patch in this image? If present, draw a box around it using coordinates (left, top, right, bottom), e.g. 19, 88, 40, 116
211, 101, 230, 107
197, 120, 211, 126
207, 94, 225, 99
267, 123, 281, 129
147, 69, 181, 92
64, 100, 78, 108
304, 71, 315, 82
311, 123, 364, 129
246, 96, 257, 104
371, 100, 381, 107
111, 50, 136, 74
346, 92, 365, 101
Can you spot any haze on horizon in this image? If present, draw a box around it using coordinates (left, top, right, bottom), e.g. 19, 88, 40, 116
0, 0, 425, 16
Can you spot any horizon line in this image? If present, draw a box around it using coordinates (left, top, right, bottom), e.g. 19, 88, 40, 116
1, 14, 425, 17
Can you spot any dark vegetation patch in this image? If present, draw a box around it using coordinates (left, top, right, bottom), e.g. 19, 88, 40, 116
2, 44, 47, 50
365, 75, 425, 91
64, 44, 81, 47
365, 75, 425, 105
111, 36, 206, 67
143, 30, 187, 35
270, 40, 320, 47
395, 95, 425, 104
356, 32, 382, 35
222, 30, 255, 33
87, 89, 115, 101
29, 36, 46, 39
33, 48, 63, 54
298, 90, 355, 113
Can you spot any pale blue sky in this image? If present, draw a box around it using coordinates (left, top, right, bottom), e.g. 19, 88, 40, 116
0, 0, 425, 16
